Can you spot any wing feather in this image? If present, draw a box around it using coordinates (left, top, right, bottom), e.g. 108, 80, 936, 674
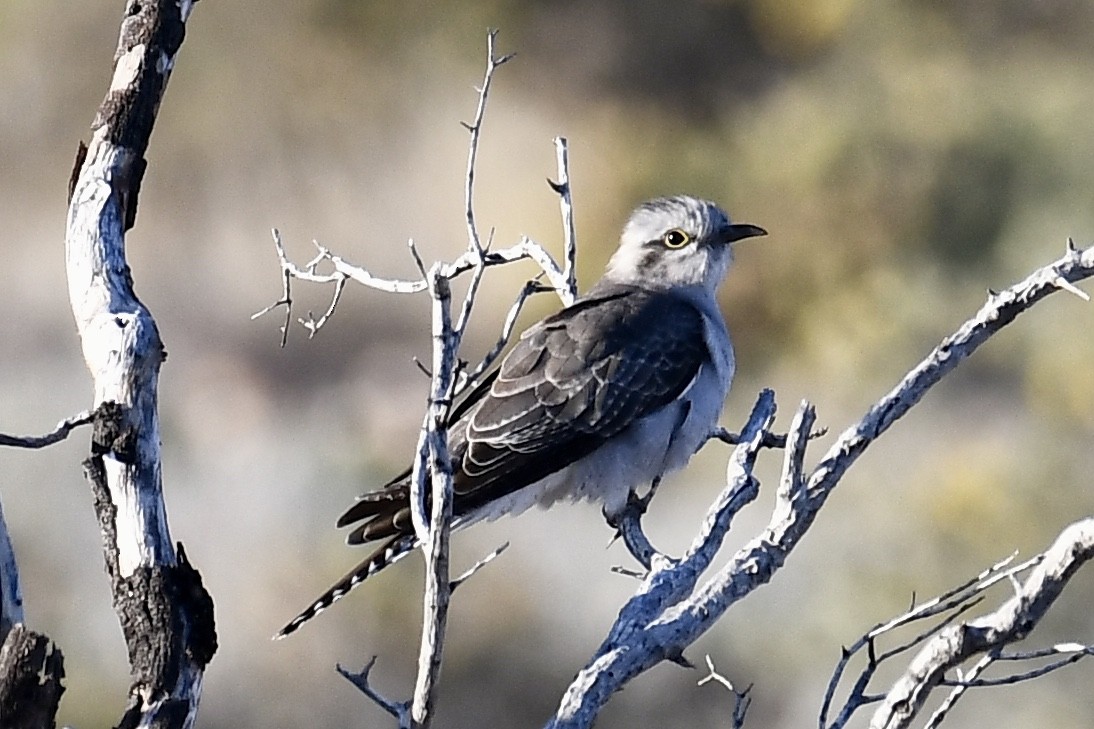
456, 284, 709, 505
335, 284, 711, 539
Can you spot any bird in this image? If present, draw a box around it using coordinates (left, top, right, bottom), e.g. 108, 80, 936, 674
277, 195, 765, 638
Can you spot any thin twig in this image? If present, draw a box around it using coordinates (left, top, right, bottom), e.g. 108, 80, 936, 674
300, 275, 348, 338
709, 424, 827, 450
0, 409, 97, 449
249, 229, 293, 347
256, 233, 571, 343
941, 646, 1093, 688
450, 542, 510, 592
408, 32, 514, 729
456, 278, 548, 396
337, 658, 411, 728
461, 29, 513, 256
551, 136, 578, 305
871, 518, 1094, 729
697, 656, 752, 729
453, 231, 488, 340
822, 553, 1034, 728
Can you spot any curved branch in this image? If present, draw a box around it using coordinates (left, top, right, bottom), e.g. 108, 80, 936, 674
549, 241, 1094, 728
809, 241, 1094, 500
65, 2, 216, 727
548, 391, 778, 728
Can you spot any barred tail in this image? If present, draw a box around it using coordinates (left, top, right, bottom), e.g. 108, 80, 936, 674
275, 534, 417, 639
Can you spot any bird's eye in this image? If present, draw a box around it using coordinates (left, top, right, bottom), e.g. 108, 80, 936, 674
662, 229, 691, 249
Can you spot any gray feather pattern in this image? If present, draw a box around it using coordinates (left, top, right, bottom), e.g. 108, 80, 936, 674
277, 195, 765, 637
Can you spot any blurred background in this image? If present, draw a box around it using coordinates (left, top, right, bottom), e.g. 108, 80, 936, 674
2, 1, 1094, 727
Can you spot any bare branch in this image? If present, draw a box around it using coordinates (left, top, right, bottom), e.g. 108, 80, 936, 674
0, 409, 96, 449
450, 542, 510, 593
410, 268, 458, 729
697, 655, 753, 729
708, 424, 827, 450
821, 550, 1046, 728
551, 136, 578, 305
548, 391, 776, 728
301, 275, 349, 339
462, 30, 512, 256
257, 232, 572, 343
337, 658, 412, 728
62, 2, 217, 727
552, 240, 1094, 727
940, 644, 1094, 688
453, 232, 488, 340
249, 229, 294, 347
808, 242, 1094, 503
510, 235, 572, 304
871, 517, 1094, 729
456, 278, 548, 396
922, 650, 998, 729
408, 32, 518, 729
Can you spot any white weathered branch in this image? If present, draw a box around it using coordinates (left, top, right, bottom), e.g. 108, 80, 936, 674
409, 268, 458, 729
548, 391, 777, 728
461, 30, 513, 256
696, 655, 752, 729
409, 32, 516, 729
61, 2, 216, 727
549, 241, 1094, 728
822, 552, 1040, 728
870, 517, 1094, 729
332, 31, 525, 729
255, 229, 574, 343
551, 136, 578, 305
809, 240, 1094, 500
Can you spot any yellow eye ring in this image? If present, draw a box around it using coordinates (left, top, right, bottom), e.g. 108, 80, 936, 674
662, 228, 691, 249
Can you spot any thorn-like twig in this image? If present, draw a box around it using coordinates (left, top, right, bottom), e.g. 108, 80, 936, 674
337, 658, 411, 727
251, 229, 294, 347
1051, 272, 1090, 301
409, 239, 428, 280
697, 656, 753, 729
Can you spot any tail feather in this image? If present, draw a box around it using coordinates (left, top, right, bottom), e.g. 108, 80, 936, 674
337, 473, 411, 528
275, 534, 417, 639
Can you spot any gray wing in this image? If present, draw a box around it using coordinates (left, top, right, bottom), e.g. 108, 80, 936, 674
287, 285, 713, 636
336, 284, 711, 542
454, 283, 710, 512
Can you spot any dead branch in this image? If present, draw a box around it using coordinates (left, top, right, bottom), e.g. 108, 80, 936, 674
59, 2, 217, 727
870, 517, 1094, 729
0, 409, 96, 450
548, 241, 1094, 728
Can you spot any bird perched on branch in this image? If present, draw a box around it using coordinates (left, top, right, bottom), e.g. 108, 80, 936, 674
278, 195, 765, 637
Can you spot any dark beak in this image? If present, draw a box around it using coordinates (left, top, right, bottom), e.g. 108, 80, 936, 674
724, 223, 767, 243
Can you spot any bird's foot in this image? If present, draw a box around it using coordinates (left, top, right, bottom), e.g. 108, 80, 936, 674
604, 483, 662, 571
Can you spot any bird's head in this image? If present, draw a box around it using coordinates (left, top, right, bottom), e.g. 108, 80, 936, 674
605, 196, 766, 294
